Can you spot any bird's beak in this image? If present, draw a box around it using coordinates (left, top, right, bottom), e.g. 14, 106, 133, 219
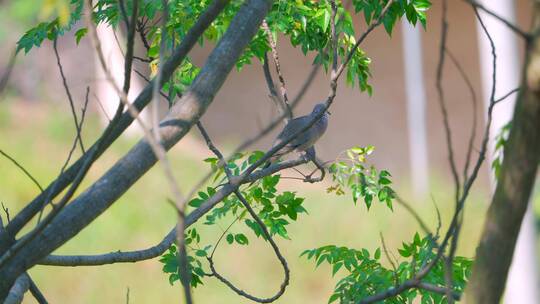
326, 110, 331, 115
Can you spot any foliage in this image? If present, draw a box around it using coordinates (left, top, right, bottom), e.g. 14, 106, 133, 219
302, 233, 472, 303
161, 150, 309, 286
16, 0, 82, 53
159, 228, 211, 288
17, 0, 430, 95
328, 146, 396, 210
13, 0, 458, 303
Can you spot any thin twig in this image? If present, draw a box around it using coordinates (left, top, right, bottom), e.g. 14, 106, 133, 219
380, 233, 399, 286
207, 190, 290, 303
464, 0, 530, 40
3, 0, 230, 243
261, 53, 288, 123
1, 203, 10, 223
53, 39, 85, 153
37, 87, 90, 224
118, 0, 130, 29
0, 150, 43, 192
262, 20, 292, 120
0, 50, 17, 96
28, 278, 48, 304
359, 3, 503, 302
395, 195, 433, 236
435, 0, 461, 203
197, 121, 290, 302
38, 157, 311, 267
445, 49, 478, 182
494, 87, 520, 104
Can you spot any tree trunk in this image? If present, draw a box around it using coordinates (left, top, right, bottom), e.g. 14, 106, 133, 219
465, 4, 540, 303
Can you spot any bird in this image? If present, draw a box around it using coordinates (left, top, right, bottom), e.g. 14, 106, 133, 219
265, 102, 330, 167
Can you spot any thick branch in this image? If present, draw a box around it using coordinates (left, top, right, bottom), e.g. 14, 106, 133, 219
40, 228, 176, 266
4, 274, 30, 304
37, 157, 307, 267
0, 0, 272, 298
0, 0, 231, 245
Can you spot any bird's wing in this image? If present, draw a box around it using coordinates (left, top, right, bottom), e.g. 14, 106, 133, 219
267, 116, 310, 161
275, 116, 311, 145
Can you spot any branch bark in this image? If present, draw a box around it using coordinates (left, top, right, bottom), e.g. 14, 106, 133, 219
0, 0, 231, 246
0, 0, 272, 299
465, 4, 540, 303
4, 274, 30, 304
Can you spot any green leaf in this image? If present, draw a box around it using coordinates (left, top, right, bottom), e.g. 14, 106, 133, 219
332, 262, 343, 276
195, 250, 207, 257
235, 233, 249, 245
328, 293, 340, 303
74, 27, 87, 45
226, 233, 234, 244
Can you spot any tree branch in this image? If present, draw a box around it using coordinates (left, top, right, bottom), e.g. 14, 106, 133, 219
37, 157, 308, 267
0, 150, 43, 192
207, 190, 289, 303
262, 20, 292, 120
4, 274, 30, 304
27, 278, 48, 304
463, 0, 530, 40
1, 0, 231, 252
0, 0, 271, 297
465, 3, 540, 302
53, 39, 85, 154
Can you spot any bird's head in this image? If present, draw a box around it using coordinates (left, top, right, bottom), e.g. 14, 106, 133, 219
312, 103, 331, 117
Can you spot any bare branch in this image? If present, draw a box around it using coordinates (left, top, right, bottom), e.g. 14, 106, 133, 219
494, 87, 520, 104
28, 278, 48, 304
0, 87, 91, 266
0, 150, 43, 192
0, 0, 270, 295
395, 195, 433, 237
435, 0, 461, 202
261, 53, 288, 123
464, 0, 530, 40
40, 228, 176, 266
207, 190, 289, 303
262, 20, 292, 120
53, 39, 85, 153
0, 50, 16, 96
4, 274, 30, 304
1, 0, 230, 246
38, 157, 309, 267
445, 49, 478, 183
122, 0, 138, 97
380, 233, 399, 286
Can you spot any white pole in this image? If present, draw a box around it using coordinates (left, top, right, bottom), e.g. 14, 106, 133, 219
401, 19, 429, 197
95, 24, 146, 135
475, 1, 539, 303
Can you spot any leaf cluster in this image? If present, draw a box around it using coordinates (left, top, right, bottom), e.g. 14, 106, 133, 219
162, 151, 308, 287
328, 146, 396, 210
302, 233, 472, 303
17, 0, 431, 97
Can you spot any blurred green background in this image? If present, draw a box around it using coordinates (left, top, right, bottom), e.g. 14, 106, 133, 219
1, 0, 540, 303
2, 99, 537, 303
